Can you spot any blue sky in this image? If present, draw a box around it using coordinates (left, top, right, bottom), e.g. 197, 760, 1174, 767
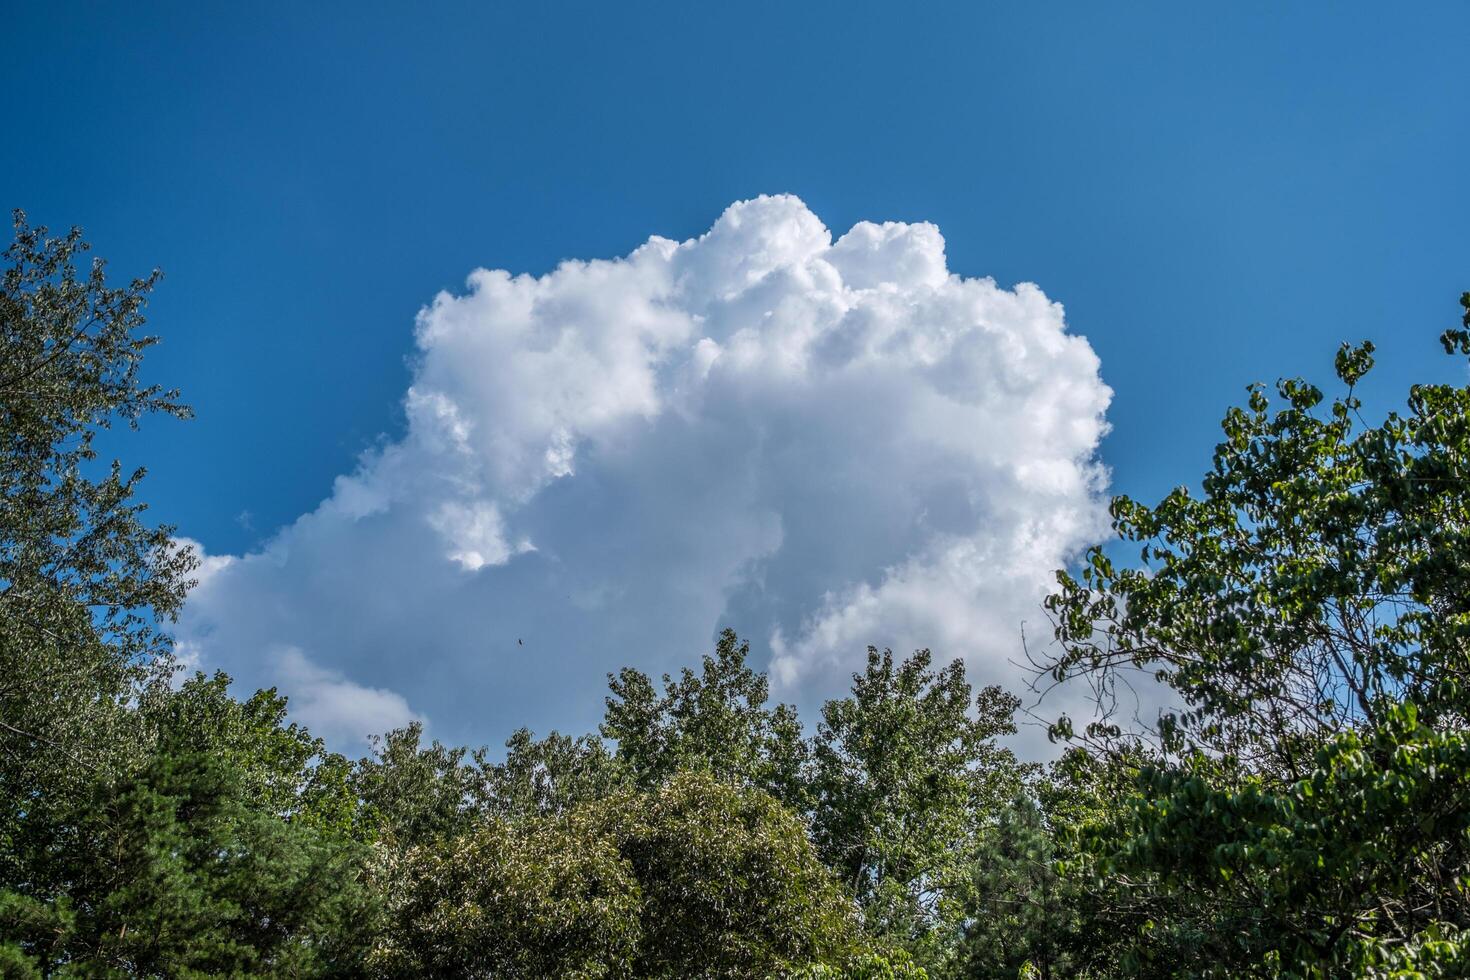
6, 3, 1468, 750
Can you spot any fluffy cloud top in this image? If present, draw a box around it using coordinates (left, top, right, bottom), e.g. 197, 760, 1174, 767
177, 196, 1112, 751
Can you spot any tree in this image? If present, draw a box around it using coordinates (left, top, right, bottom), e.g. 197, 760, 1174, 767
0, 209, 195, 754
602, 628, 809, 809
954, 793, 1088, 980
0, 214, 372, 977
811, 648, 1032, 969
374, 770, 868, 979
1, 210, 199, 937
483, 726, 625, 819
1041, 294, 1470, 975
352, 723, 488, 847
142, 671, 363, 833
76, 740, 371, 976
1, 675, 377, 976
791, 951, 930, 980
613, 770, 863, 977
369, 804, 642, 979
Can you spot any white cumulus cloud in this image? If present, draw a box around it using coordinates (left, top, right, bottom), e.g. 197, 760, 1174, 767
176, 195, 1113, 752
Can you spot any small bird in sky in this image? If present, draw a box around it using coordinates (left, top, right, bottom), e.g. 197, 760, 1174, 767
517, 638, 523, 646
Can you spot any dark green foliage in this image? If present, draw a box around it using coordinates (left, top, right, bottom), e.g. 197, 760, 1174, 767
1, 680, 376, 977
79, 743, 370, 976
954, 794, 1090, 980
1071, 709, 1470, 978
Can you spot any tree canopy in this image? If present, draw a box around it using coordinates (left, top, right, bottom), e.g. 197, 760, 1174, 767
1039, 293, 1470, 977
5, 210, 1468, 978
